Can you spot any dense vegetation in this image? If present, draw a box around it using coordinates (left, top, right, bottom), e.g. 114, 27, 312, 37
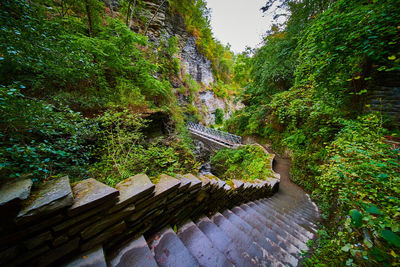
0, 0, 238, 185
1, 0, 399, 264
225, 0, 400, 265
211, 145, 273, 182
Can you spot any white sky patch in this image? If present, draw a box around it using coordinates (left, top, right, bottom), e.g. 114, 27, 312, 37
206, 0, 276, 53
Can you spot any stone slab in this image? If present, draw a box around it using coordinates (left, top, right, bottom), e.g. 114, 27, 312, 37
17, 176, 73, 225
153, 175, 181, 199
63, 246, 107, 267
112, 174, 155, 212
183, 174, 202, 189
175, 175, 192, 192
177, 221, 232, 267
149, 227, 199, 267
81, 205, 135, 240
68, 179, 119, 217
81, 221, 126, 251
23, 231, 52, 250
108, 235, 158, 267
231, 179, 244, 190
12, 245, 50, 266
38, 238, 80, 266
197, 175, 211, 187
0, 179, 32, 208
0, 214, 64, 247
197, 217, 253, 267
53, 201, 115, 233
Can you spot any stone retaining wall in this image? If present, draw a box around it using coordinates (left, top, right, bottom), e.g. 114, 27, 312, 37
0, 172, 279, 266
368, 71, 400, 124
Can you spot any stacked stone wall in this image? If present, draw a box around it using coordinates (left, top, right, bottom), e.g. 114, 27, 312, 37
368, 71, 400, 124
0, 172, 279, 266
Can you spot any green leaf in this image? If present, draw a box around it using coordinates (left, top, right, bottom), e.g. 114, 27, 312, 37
350, 209, 363, 228
363, 238, 373, 248
380, 230, 400, 248
388, 55, 396, 60
341, 243, 351, 252
366, 204, 383, 215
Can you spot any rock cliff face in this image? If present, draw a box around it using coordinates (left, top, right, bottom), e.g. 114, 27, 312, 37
138, 0, 244, 125
198, 91, 244, 125
142, 0, 214, 87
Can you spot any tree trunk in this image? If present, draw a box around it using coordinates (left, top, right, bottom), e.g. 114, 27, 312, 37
84, 0, 93, 37
126, 0, 132, 26
129, 0, 137, 28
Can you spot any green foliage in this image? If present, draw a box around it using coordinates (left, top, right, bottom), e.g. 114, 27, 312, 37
0, 0, 201, 187
305, 114, 400, 265
0, 0, 173, 112
211, 145, 273, 182
168, 0, 234, 83
228, 0, 400, 264
90, 109, 200, 186
0, 85, 95, 184
214, 108, 224, 125
232, 48, 253, 87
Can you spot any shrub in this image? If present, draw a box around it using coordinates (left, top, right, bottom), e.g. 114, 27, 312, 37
211, 145, 273, 182
214, 108, 224, 125
90, 109, 200, 186
0, 85, 95, 185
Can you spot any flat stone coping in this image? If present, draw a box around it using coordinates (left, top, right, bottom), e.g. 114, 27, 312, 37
114, 174, 155, 210
0, 179, 32, 207
68, 178, 119, 217
17, 176, 73, 224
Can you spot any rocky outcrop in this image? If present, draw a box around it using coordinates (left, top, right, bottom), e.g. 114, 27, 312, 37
181, 37, 214, 87
135, 0, 245, 124
197, 90, 244, 125
141, 0, 214, 87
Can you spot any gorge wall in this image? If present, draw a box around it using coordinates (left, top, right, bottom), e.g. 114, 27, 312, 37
137, 0, 239, 125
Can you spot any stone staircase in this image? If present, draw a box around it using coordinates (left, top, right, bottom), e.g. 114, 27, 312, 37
0, 138, 320, 266
63, 156, 320, 267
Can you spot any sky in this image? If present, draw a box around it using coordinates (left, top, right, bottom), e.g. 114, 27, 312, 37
205, 0, 275, 53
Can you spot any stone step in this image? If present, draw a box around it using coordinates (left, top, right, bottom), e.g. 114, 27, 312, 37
107, 235, 158, 267
63, 245, 107, 267
222, 210, 298, 267
267, 196, 318, 216
177, 221, 233, 267
253, 200, 318, 235
255, 200, 318, 234
258, 201, 317, 239
244, 203, 309, 251
211, 212, 284, 266
231, 206, 302, 257
242, 203, 309, 251
267, 197, 317, 217
259, 199, 318, 225
258, 200, 319, 230
148, 227, 199, 267
246, 203, 312, 243
196, 217, 255, 267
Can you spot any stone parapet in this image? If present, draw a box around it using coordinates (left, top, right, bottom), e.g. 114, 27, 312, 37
0, 172, 279, 266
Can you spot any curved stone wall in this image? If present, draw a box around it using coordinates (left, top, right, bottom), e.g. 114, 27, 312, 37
0, 172, 279, 266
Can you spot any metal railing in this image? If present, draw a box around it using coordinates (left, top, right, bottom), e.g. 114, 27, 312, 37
187, 122, 242, 145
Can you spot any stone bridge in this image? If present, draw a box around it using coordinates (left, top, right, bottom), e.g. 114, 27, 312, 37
187, 122, 242, 151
